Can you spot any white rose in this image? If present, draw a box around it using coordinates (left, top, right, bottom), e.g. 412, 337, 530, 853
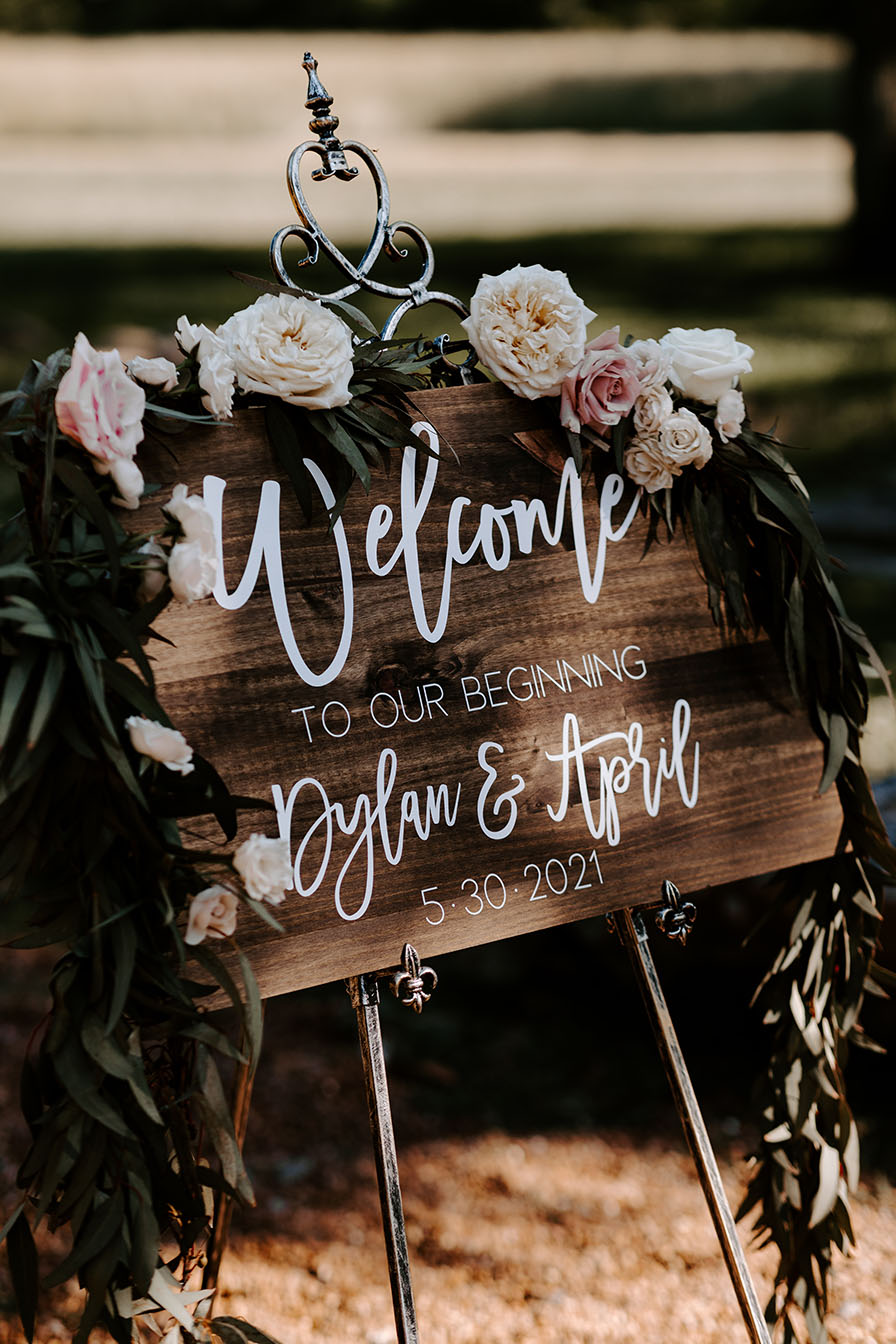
168, 538, 216, 604
184, 885, 238, 945
234, 833, 292, 905
658, 407, 713, 470
461, 264, 596, 400
175, 315, 236, 420
216, 293, 354, 410
109, 455, 144, 510
623, 436, 676, 494
165, 483, 216, 548
715, 387, 746, 443
125, 715, 194, 774
659, 327, 754, 403
137, 538, 167, 601
625, 337, 671, 391
128, 355, 178, 392
633, 385, 674, 436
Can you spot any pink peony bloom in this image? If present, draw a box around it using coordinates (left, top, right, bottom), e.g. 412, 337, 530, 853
55, 333, 145, 468
560, 327, 643, 435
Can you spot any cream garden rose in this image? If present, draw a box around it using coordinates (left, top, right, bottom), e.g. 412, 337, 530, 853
660, 327, 754, 403
216, 293, 354, 410
234, 833, 292, 905
625, 337, 671, 392
55, 332, 145, 470
184, 885, 238, 945
461, 264, 596, 400
125, 715, 194, 775
623, 437, 676, 494
633, 385, 674, 437
623, 408, 712, 493
658, 407, 713, 470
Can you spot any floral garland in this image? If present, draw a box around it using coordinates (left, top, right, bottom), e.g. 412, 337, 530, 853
1, 265, 892, 1344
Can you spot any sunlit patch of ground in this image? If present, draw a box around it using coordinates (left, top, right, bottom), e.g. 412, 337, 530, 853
3, 1132, 894, 1343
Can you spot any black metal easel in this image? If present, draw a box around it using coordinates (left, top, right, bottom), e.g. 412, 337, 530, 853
272, 55, 773, 1344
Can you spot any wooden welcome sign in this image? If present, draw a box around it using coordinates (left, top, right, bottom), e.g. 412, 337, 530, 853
141, 381, 841, 998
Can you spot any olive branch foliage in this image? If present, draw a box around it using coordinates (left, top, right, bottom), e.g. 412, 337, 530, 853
0, 306, 892, 1344
575, 405, 894, 1344
0, 316, 441, 1343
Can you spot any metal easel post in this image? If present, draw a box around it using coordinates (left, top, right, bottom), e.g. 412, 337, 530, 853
348, 970, 420, 1344
615, 899, 772, 1344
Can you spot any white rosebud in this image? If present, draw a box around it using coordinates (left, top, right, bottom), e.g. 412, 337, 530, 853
216, 293, 354, 410
125, 715, 194, 775
175, 315, 236, 420
137, 538, 167, 601
234, 833, 292, 905
658, 407, 713, 470
623, 436, 677, 494
165, 483, 216, 547
108, 455, 145, 510
659, 327, 753, 403
128, 355, 178, 393
625, 337, 671, 391
168, 538, 216, 605
461, 264, 596, 400
633, 385, 674, 437
715, 387, 746, 443
184, 885, 238, 945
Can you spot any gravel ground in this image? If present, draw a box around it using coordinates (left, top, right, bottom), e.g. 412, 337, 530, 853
1, 936, 894, 1344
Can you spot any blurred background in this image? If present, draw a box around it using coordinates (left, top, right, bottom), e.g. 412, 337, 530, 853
1, 4, 896, 1341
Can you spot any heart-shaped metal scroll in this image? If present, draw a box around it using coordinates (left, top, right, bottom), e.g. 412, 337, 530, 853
269, 54, 471, 343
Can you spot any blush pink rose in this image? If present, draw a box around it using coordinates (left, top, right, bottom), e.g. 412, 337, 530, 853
55, 332, 145, 468
559, 327, 643, 435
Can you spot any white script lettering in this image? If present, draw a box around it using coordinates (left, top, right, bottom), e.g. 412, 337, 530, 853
544, 701, 699, 846
205, 424, 640, 685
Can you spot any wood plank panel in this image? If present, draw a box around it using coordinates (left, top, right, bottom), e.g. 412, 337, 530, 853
135, 383, 842, 996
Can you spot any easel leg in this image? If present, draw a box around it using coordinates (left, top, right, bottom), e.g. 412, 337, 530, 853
348, 972, 420, 1344
616, 906, 772, 1344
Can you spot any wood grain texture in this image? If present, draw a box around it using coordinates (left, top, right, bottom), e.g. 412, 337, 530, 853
135, 383, 842, 998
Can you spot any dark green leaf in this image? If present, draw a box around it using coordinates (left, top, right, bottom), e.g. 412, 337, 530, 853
819, 713, 848, 795
212, 1318, 285, 1344
5, 1206, 37, 1342
44, 1189, 124, 1286
54, 458, 121, 588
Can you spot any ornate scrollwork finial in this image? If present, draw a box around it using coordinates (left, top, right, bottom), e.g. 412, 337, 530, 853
302, 51, 358, 183
270, 52, 470, 343
388, 943, 438, 1014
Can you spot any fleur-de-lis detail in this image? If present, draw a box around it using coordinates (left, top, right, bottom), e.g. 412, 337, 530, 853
656, 879, 697, 945
389, 943, 438, 1014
